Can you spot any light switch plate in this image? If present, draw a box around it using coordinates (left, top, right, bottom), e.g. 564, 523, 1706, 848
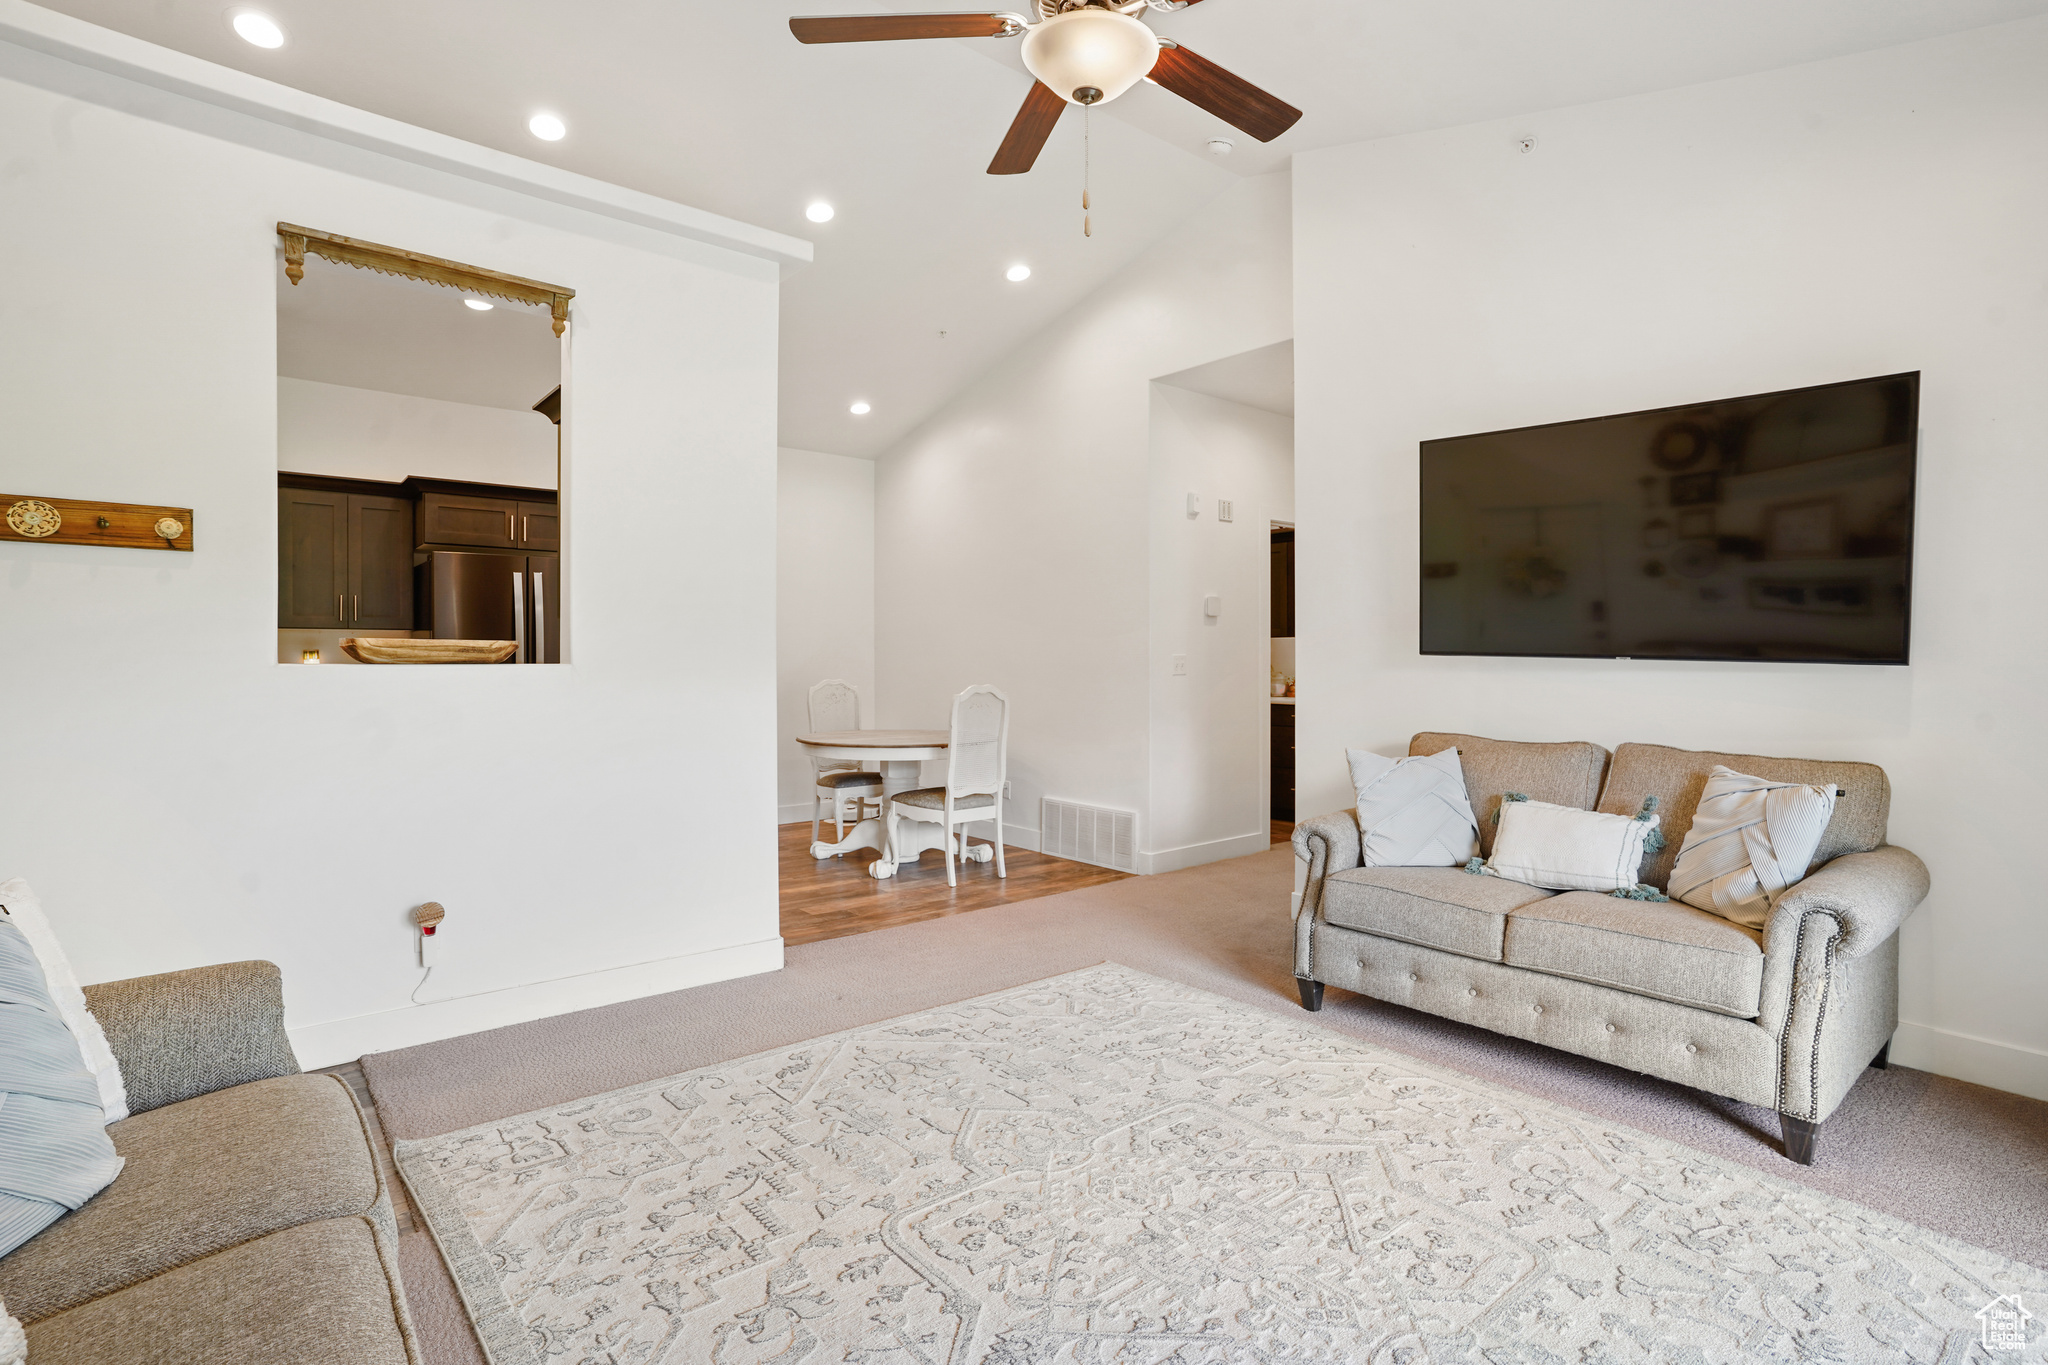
1171, 654, 1187, 675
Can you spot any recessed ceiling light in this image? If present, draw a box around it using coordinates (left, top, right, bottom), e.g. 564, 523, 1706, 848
1006, 264, 1032, 283
528, 113, 567, 142
849, 400, 871, 416
805, 201, 835, 223
464, 298, 494, 311
231, 11, 285, 48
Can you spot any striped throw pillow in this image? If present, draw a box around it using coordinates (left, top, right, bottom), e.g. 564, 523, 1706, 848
0, 917, 125, 1257
1668, 766, 1838, 929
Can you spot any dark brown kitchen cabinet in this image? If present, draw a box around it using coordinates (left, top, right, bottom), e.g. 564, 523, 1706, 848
1271, 529, 1295, 638
348, 494, 413, 628
417, 491, 518, 550
278, 488, 348, 627
278, 488, 414, 628
278, 489, 414, 628
1271, 701, 1295, 820
517, 501, 559, 552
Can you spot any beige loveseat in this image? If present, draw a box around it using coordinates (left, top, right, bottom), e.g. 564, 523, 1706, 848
1292, 732, 1929, 1165
0, 961, 420, 1364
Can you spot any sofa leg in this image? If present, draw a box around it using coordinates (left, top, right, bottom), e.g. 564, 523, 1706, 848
1870, 1039, 1890, 1070
1781, 1115, 1821, 1166
1295, 977, 1324, 1012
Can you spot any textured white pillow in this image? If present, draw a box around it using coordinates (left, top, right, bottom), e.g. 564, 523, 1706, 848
1484, 799, 1661, 893
0, 879, 128, 1124
1346, 747, 1480, 867
1668, 766, 1838, 929
0, 1295, 23, 1365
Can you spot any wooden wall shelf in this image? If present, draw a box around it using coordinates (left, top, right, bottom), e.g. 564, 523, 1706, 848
1, 495, 193, 551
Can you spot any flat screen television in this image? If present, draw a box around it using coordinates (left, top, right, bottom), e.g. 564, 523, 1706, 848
1419, 372, 1917, 664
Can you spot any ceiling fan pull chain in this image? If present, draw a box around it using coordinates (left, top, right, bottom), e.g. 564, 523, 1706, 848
1083, 105, 1092, 237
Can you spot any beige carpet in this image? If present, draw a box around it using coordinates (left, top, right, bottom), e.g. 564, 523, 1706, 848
362, 846, 2048, 1365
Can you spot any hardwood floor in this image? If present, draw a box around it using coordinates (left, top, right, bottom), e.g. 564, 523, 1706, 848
780, 821, 1131, 946
1271, 819, 1294, 845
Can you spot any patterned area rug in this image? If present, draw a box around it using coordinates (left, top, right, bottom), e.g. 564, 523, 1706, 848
396, 965, 2047, 1364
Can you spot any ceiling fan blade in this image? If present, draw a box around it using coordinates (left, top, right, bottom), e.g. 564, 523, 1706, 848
1148, 43, 1302, 142
987, 81, 1065, 175
789, 12, 1019, 43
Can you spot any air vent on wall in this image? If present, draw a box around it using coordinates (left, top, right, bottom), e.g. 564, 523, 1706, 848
1042, 798, 1138, 873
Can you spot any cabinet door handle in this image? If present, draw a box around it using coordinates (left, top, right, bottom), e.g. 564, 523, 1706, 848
507, 511, 514, 542
533, 572, 545, 663
338, 593, 345, 624
522, 515, 528, 541
353, 594, 360, 622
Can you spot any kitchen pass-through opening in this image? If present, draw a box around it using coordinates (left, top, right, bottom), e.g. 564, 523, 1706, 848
274, 225, 568, 666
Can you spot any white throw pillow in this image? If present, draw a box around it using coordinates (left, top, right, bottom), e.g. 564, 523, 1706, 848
0, 1295, 24, 1365
0, 880, 128, 1123
1483, 798, 1661, 894
1668, 766, 1838, 929
1346, 747, 1480, 868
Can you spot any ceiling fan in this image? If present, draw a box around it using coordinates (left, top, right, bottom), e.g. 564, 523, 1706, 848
789, 1, 1302, 175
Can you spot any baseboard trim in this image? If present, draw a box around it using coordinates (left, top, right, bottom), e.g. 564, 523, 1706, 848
286, 936, 786, 1069
1140, 831, 1273, 876
1890, 1020, 2048, 1103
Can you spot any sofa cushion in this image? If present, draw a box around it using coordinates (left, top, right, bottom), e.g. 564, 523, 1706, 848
0, 1073, 378, 1323
1502, 892, 1766, 1017
1596, 743, 1890, 891
1321, 866, 1555, 961
1410, 732, 1610, 856
24, 1216, 414, 1365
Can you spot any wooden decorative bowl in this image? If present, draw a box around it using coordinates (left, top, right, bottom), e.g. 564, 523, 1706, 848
340, 638, 518, 665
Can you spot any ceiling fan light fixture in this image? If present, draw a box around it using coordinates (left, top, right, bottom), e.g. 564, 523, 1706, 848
1020, 8, 1159, 107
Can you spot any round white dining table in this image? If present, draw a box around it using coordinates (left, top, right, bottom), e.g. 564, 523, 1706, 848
794, 730, 993, 879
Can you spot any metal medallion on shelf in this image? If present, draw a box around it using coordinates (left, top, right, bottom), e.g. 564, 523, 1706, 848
6, 499, 61, 538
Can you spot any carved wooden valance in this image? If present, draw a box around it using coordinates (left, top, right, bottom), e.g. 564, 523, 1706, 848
278, 223, 574, 337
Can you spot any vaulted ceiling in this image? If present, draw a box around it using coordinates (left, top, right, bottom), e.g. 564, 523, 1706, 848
37, 0, 2048, 456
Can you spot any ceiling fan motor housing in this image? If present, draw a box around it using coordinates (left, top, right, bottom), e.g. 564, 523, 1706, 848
1021, 7, 1160, 106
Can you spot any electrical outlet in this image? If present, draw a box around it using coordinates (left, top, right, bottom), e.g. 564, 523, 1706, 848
1172, 654, 1187, 676
1002, 780, 1012, 800
1218, 499, 1234, 522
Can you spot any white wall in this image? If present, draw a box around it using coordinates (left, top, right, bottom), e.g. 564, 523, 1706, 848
1146, 385, 1293, 868
1294, 18, 2048, 1099
0, 32, 788, 1064
278, 376, 558, 488
777, 446, 875, 822
873, 172, 1291, 863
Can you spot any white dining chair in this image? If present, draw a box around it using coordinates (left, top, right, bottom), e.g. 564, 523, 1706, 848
887, 684, 1008, 887
808, 679, 884, 844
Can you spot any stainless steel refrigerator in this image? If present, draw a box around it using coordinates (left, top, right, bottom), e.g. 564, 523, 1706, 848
415, 551, 560, 663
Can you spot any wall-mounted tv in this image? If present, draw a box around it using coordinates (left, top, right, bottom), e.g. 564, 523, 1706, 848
1419, 372, 1917, 665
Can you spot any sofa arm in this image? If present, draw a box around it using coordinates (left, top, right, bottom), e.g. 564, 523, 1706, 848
1291, 810, 1361, 924
82, 961, 301, 1115
1764, 845, 1930, 962
1759, 847, 1925, 1123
